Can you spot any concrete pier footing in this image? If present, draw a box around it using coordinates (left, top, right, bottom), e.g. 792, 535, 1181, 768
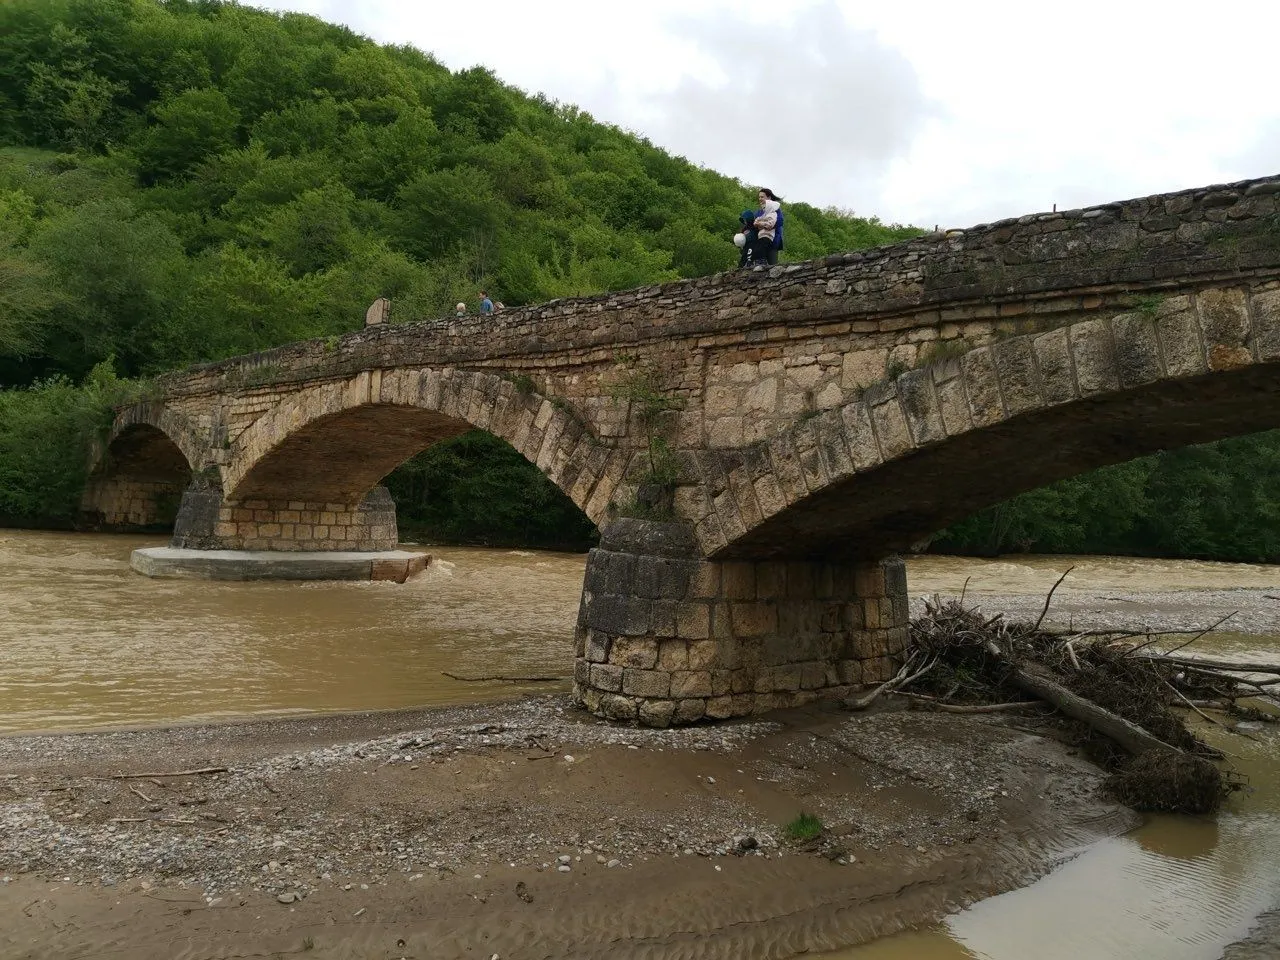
130, 547, 431, 582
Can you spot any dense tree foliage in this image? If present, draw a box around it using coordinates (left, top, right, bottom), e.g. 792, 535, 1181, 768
0, 0, 1275, 562
932, 431, 1280, 564
384, 432, 598, 550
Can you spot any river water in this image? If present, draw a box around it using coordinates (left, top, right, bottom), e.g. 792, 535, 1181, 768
2, 530, 1279, 958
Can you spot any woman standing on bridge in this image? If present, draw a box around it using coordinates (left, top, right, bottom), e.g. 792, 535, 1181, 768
750, 188, 784, 267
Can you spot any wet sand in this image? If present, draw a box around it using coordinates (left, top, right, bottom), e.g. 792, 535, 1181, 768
0, 696, 1133, 960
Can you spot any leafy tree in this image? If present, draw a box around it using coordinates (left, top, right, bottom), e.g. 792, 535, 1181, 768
137, 87, 238, 183
180, 243, 318, 360
0, 359, 134, 523
258, 181, 360, 277
395, 164, 505, 262
29, 196, 188, 377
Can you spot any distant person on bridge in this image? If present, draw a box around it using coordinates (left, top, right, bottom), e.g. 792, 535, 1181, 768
479, 291, 494, 314
750, 188, 783, 267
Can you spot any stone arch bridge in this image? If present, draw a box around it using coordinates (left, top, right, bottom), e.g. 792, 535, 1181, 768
86, 175, 1280, 726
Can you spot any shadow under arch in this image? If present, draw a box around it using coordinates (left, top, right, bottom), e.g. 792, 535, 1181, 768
383, 429, 600, 551
81, 421, 194, 532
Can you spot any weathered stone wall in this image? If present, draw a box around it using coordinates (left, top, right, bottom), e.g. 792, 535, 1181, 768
81, 477, 184, 531
572, 520, 907, 725
182, 487, 400, 552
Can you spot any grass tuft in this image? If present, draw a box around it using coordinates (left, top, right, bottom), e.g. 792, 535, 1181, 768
782, 812, 823, 843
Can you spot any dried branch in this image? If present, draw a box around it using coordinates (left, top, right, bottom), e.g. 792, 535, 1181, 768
1034, 566, 1074, 631
442, 672, 567, 683
97, 767, 228, 780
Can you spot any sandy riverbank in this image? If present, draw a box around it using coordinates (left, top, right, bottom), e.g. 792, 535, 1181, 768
0, 695, 1135, 960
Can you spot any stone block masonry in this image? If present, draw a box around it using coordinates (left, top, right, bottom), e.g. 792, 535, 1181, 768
172, 486, 400, 552
572, 520, 908, 726
81, 477, 185, 531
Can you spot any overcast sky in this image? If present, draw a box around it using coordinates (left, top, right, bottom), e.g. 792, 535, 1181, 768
258, 0, 1280, 230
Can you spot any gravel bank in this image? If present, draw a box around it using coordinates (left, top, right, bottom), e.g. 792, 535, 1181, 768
0, 696, 1132, 959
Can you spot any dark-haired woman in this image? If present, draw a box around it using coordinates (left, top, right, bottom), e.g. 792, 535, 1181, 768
751, 188, 783, 266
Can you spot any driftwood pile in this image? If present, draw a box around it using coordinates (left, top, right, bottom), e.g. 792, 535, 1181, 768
847, 573, 1280, 815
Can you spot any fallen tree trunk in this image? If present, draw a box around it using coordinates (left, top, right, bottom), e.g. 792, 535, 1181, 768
1007, 662, 1180, 757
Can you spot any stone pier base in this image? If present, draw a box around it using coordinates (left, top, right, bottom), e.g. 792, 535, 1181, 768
573, 519, 908, 727
131, 547, 431, 582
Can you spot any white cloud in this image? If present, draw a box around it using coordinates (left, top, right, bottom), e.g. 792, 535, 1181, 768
637, 2, 937, 221
254, 0, 1280, 229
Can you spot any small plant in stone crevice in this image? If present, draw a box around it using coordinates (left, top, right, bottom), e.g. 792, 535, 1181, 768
783, 812, 824, 843
917, 337, 971, 368
1127, 294, 1166, 319
503, 372, 536, 394
610, 353, 686, 519
884, 355, 911, 381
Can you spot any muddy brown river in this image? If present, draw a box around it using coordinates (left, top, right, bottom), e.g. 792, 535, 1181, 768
2, 529, 1279, 959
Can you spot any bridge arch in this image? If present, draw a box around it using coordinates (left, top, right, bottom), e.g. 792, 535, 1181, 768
695, 284, 1280, 560
223, 368, 624, 528
82, 404, 202, 531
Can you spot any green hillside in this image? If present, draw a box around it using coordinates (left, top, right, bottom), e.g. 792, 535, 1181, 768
2, 0, 1277, 563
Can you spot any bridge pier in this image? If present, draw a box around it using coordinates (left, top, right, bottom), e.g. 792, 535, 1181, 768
130, 482, 426, 581
574, 519, 907, 727
170, 483, 400, 552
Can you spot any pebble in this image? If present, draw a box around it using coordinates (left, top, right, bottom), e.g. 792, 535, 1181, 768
557, 855, 571, 864
606, 860, 621, 868
277, 892, 297, 904
557, 865, 571, 873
